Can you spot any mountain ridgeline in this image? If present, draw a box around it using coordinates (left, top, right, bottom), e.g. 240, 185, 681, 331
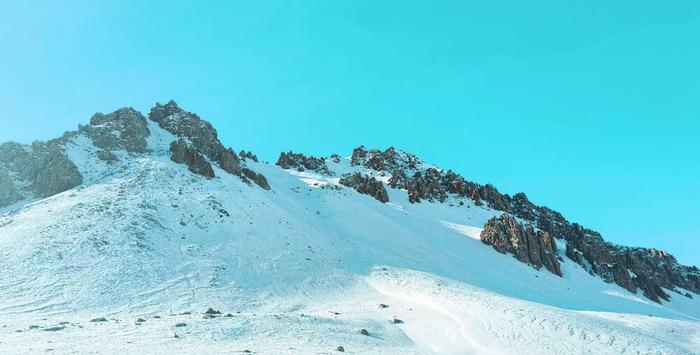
0, 100, 697, 305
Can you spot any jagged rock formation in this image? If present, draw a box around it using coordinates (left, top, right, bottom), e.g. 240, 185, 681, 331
351, 146, 420, 173
149, 100, 269, 190
0, 140, 82, 206
481, 214, 562, 276
170, 139, 215, 178
79, 108, 150, 153
0, 168, 22, 206
276, 151, 333, 175
239, 150, 258, 162
97, 150, 119, 164
149, 101, 242, 174
339, 172, 389, 203
355, 145, 699, 303
241, 167, 270, 190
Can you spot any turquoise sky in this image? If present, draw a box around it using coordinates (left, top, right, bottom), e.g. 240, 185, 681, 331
1, 1, 698, 265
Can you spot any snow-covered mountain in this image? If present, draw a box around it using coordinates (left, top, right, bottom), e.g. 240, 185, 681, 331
0, 101, 698, 354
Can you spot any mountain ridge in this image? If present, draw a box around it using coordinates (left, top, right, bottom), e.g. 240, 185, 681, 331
0, 100, 697, 305
0, 100, 698, 353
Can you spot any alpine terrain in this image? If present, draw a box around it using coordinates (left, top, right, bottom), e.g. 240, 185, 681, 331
0, 101, 698, 354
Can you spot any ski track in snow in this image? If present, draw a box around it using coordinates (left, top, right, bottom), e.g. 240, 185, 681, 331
0, 123, 699, 354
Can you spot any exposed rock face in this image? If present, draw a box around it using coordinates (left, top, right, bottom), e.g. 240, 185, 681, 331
97, 150, 119, 164
170, 139, 215, 178
149, 100, 269, 189
276, 151, 333, 175
0, 140, 82, 205
389, 168, 483, 204
356, 145, 700, 303
239, 150, 258, 162
0, 168, 22, 206
79, 108, 150, 153
351, 146, 420, 173
481, 214, 562, 276
149, 101, 242, 175
242, 167, 270, 190
339, 172, 389, 203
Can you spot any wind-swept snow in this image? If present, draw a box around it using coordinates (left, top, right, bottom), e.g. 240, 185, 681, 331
0, 124, 698, 354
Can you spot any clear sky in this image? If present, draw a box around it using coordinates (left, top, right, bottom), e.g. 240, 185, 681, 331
1, 1, 698, 265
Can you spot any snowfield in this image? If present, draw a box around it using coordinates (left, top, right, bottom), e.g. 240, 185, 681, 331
0, 122, 698, 354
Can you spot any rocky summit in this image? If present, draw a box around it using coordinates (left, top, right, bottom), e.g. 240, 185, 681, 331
0, 101, 698, 354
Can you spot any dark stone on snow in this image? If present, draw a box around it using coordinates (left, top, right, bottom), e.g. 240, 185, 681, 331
339, 172, 389, 203
481, 214, 562, 276
0, 140, 83, 203
80, 108, 150, 153
170, 139, 215, 178
276, 151, 333, 175
205, 308, 221, 316
242, 167, 271, 190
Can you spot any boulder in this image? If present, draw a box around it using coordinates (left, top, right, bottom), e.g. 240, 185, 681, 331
339, 173, 389, 203
170, 139, 215, 178
481, 214, 562, 276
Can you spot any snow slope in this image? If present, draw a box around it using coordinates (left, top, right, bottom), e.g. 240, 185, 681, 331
0, 122, 698, 354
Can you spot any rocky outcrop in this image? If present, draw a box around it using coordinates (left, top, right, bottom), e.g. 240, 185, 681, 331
242, 167, 270, 190
239, 150, 258, 162
276, 151, 333, 175
79, 108, 150, 153
97, 150, 119, 164
339, 172, 389, 203
351, 146, 420, 173
355, 145, 700, 303
149, 101, 269, 189
149, 101, 242, 175
0, 140, 82, 205
481, 214, 562, 276
170, 139, 215, 178
0, 168, 22, 206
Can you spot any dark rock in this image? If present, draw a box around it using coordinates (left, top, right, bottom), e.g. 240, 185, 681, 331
339, 173, 389, 203
149, 101, 270, 188
0, 168, 22, 206
336, 346, 345, 352
239, 150, 259, 162
149, 101, 241, 173
0, 140, 83, 204
360, 329, 370, 336
481, 214, 562, 276
170, 139, 215, 178
351, 146, 700, 304
96, 150, 119, 164
175, 322, 187, 327
205, 308, 221, 316
242, 167, 271, 190
379, 304, 389, 309
351, 146, 420, 173
90, 317, 108, 323
686, 292, 693, 299
80, 108, 150, 153
43, 326, 65, 332
392, 318, 404, 324
276, 151, 333, 176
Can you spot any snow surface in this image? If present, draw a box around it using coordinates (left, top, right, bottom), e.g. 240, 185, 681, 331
0, 124, 698, 354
